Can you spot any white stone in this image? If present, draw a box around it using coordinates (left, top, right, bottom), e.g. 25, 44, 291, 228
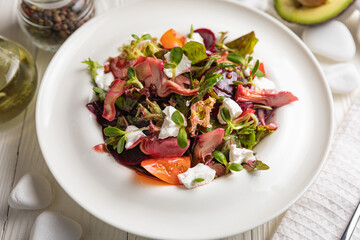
323, 63, 360, 94
30, 211, 82, 240
354, 0, 360, 11
302, 20, 356, 62
125, 125, 145, 149
8, 173, 52, 210
178, 163, 216, 189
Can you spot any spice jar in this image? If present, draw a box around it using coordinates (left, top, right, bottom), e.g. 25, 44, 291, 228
17, 0, 95, 51
0, 36, 37, 124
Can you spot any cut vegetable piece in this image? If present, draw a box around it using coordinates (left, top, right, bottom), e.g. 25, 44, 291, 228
160, 29, 187, 49
193, 128, 225, 166
194, 28, 216, 51
102, 79, 129, 121
139, 136, 189, 158
274, 0, 354, 25
235, 85, 298, 108
141, 157, 191, 185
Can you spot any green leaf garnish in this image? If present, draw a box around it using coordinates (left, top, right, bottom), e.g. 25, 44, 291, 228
141, 34, 152, 41
177, 127, 188, 149
189, 24, 194, 39
125, 67, 143, 89
225, 31, 258, 57
192, 178, 205, 183
131, 34, 140, 40
104, 126, 126, 137
164, 63, 176, 69
198, 74, 224, 94
171, 110, 185, 126
127, 66, 137, 80
250, 60, 260, 79
117, 136, 126, 154
255, 69, 265, 78
83, 58, 102, 82
218, 62, 237, 69
92, 87, 106, 94
182, 41, 208, 64
220, 107, 231, 123
212, 150, 227, 166
227, 52, 245, 65
170, 47, 183, 66
228, 163, 243, 172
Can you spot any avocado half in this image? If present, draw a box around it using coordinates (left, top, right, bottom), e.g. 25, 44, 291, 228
274, 0, 355, 25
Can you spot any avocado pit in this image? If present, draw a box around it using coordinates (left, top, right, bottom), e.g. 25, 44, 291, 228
297, 0, 326, 7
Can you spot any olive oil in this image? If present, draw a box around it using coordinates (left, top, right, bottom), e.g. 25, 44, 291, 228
0, 37, 37, 123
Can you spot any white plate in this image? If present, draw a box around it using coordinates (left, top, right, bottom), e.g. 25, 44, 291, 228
36, 0, 333, 239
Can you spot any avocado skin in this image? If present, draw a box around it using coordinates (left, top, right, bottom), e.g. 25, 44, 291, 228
274, 0, 355, 25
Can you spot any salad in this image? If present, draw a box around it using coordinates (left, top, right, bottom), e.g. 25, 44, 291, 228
84, 27, 298, 189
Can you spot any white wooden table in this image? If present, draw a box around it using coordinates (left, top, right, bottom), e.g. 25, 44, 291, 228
1, 0, 359, 239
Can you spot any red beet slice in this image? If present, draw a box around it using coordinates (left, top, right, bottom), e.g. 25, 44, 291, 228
109, 145, 149, 165
194, 28, 216, 51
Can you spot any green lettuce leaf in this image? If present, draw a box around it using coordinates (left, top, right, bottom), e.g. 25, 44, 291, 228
225, 31, 258, 57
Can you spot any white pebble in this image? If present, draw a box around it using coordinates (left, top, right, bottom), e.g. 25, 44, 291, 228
323, 63, 360, 94
8, 173, 52, 210
30, 211, 82, 240
354, 0, 360, 11
302, 20, 356, 62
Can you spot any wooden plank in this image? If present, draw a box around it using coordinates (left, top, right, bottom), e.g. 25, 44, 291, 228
0, 0, 37, 238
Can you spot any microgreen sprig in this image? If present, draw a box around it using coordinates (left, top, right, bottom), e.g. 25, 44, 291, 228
125, 67, 143, 89
212, 150, 243, 172
171, 110, 188, 149
103, 126, 148, 154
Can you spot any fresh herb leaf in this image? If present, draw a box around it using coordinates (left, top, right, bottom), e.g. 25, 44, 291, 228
250, 60, 260, 79
198, 74, 224, 94
170, 47, 183, 66
228, 163, 243, 172
131, 34, 140, 40
225, 31, 258, 57
192, 178, 205, 183
225, 126, 233, 136
177, 127, 188, 149
92, 87, 106, 94
189, 24, 194, 39
125, 67, 143, 89
164, 63, 176, 69
213, 150, 227, 166
220, 107, 231, 123
104, 126, 126, 137
83, 58, 102, 81
127, 66, 137, 80
218, 62, 237, 69
182, 41, 208, 64
227, 52, 245, 65
141, 34, 152, 41
117, 136, 126, 154
255, 161, 270, 170
171, 110, 185, 126
255, 69, 265, 78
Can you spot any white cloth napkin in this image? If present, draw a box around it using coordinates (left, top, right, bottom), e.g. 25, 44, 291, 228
272, 94, 360, 240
